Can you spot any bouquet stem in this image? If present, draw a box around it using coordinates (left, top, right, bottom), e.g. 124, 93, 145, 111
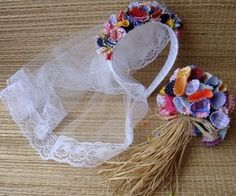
98, 115, 194, 196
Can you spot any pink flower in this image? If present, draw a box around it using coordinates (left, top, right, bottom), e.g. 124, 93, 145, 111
159, 95, 177, 116
103, 22, 113, 34
109, 27, 126, 41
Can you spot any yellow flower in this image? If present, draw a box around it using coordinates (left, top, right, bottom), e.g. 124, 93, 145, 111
99, 32, 106, 39
177, 66, 191, 77
167, 19, 175, 28
117, 20, 130, 27
159, 86, 166, 95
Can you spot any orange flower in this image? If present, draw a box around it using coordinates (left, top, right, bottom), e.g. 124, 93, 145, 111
188, 89, 213, 102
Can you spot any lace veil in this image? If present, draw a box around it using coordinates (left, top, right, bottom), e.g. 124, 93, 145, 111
0, 20, 178, 167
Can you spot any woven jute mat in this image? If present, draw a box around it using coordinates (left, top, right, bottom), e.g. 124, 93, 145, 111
0, 0, 235, 195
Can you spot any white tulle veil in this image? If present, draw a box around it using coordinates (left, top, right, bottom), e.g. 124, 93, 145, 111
0, 14, 179, 167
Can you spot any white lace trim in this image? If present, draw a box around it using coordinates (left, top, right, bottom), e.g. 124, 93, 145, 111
0, 69, 129, 167
50, 136, 126, 167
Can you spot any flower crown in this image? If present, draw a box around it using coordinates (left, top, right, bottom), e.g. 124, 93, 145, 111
96, 1, 183, 60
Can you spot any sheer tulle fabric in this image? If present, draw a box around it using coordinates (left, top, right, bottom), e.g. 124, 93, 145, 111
0, 22, 178, 167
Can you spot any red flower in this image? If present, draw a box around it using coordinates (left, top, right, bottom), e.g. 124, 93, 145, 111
118, 10, 125, 21
129, 7, 148, 18
151, 9, 162, 19
129, 7, 149, 22
129, 7, 147, 18
105, 51, 113, 60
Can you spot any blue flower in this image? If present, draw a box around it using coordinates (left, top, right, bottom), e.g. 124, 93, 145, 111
126, 15, 140, 27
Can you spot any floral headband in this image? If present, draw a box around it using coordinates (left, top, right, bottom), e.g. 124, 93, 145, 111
96, 1, 183, 60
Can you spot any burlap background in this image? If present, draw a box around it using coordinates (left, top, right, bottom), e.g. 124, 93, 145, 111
0, 0, 235, 195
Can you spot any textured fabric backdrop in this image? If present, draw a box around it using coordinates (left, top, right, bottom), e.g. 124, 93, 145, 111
0, 0, 235, 195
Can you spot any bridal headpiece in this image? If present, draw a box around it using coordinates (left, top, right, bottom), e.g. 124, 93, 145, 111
0, 1, 182, 167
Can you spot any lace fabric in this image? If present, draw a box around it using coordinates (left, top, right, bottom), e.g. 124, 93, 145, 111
0, 21, 178, 167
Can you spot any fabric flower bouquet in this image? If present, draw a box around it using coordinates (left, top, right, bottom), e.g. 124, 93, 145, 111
156, 65, 234, 146
99, 65, 234, 196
